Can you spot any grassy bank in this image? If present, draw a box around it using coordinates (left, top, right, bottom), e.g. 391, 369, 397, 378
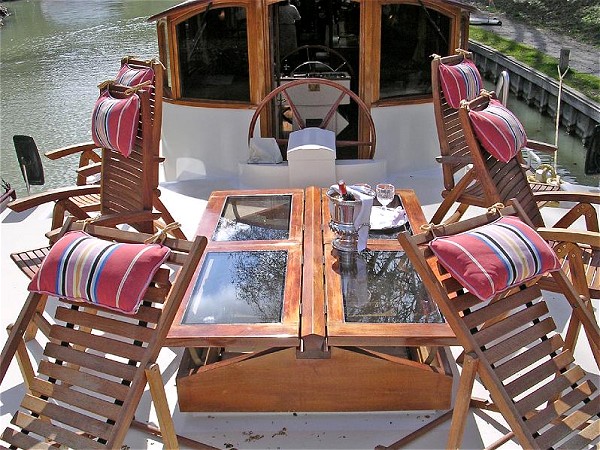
469, 27, 600, 103
470, 0, 600, 47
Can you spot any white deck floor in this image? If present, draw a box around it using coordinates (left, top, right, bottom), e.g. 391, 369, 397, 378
1, 171, 598, 449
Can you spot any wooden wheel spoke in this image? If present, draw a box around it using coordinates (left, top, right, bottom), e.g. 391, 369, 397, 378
281, 89, 306, 129
321, 91, 347, 129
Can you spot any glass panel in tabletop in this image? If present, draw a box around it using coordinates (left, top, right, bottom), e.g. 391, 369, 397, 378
168, 189, 305, 348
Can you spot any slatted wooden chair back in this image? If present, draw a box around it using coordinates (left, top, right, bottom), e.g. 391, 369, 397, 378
398, 206, 600, 449
0, 221, 207, 449
431, 53, 479, 194
459, 93, 600, 300
457, 92, 545, 227
120, 57, 164, 190
105, 57, 184, 239
97, 83, 154, 231
430, 51, 488, 224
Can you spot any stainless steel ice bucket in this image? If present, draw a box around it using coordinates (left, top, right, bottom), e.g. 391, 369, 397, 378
326, 185, 374, 252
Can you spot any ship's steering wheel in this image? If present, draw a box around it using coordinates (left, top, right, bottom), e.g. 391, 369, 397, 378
281, 44, 354, 79
248, 78, 376, 159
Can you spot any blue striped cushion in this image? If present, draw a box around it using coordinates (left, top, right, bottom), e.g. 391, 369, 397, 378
28, 231, 170, 314
439, 59, 483, 109
468, 99, 527, 162
429, 216, 560, 301
91, 89, 140, 157
115, 63, 154, 86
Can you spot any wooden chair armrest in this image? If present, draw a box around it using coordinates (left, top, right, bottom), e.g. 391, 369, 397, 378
89, 211, 162, 228
435, 155, 473, 165
44, 142, 100, 160
7, 185, 101, 213
537, 227, 600, 248
533, 190, 600, 205
76, 162, 102, 178
524, 140, 557, 154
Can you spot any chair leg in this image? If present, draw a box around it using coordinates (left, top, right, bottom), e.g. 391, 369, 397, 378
556, 243, 600, 367
0, 293, 43, 383
447, 353, 479, 450
431, 168, 477, 225
24, 294, 47, 342
136, 363, 221, 450
153, 193, 187, 240
146, 363, 179, 450
6, 324, 35, 392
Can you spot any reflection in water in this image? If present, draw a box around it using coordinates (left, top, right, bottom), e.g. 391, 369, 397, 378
0, 0, 180, 196
183, 250, 286, 324
340, 250, 443, 324
213, 195, 292, 241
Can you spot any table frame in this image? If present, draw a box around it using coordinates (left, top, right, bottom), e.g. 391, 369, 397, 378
169, 186, 457, 412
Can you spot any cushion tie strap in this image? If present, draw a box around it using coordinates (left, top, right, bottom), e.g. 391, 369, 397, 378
124, 80, 152, 95
97, 80, 114, 90
97, 79, 152, 94
420, 222, 444, 238
79, 217, 99, 232
145, 222, 182, 245
487, 202, 505, 215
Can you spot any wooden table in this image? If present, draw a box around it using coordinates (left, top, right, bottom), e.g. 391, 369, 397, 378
168, 186, 456, 412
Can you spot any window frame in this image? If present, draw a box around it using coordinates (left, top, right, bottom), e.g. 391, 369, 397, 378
154, 0, 469, 111
360, 0, 464, 107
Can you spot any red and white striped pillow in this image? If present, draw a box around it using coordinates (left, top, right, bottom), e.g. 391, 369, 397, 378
438, 59, 483, 109
28, 231, 170, 314
115, 63, 154, 87
91, 89, 140, 157
468, 99, 527, 162
429, 216, 560, 302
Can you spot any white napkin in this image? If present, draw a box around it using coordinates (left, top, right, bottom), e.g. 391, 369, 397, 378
370, 206, 407, 230
329, 184, 374, 251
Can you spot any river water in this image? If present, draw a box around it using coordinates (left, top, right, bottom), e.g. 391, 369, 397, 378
1, 0, 597, 198
0, 0, 179, 196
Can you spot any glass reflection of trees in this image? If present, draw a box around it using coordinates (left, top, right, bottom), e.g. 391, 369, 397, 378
184, 250, 286, 324
230, 250, 286, 323
213, 195, 292, 241
341, 250, 443, 324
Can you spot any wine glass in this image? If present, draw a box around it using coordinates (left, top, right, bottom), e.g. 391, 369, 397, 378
376, 183, 395, 210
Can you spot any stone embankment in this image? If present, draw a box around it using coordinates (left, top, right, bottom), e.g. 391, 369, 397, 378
469, 41, 599, 146
469, 10, 600, 147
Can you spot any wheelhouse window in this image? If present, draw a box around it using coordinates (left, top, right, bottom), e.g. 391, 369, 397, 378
379, 4, 450, 100
176, 7, 250, 102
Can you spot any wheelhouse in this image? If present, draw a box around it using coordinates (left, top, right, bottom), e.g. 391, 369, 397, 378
149, 0, 474, 182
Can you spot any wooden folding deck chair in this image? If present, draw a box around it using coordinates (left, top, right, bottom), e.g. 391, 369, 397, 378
457, 92, 599, 302
430, 50, 559, 225
396, 204, 600, 450
8, 57, 185, 241
0, 220, 209, 449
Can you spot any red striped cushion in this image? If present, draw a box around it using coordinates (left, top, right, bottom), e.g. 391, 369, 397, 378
439, 59, 483, 109
28, 231, 170, 314
91, 89, 140, 157
115, 63, 154, 86
429, 216, 560, 302
468, 99, 527, 162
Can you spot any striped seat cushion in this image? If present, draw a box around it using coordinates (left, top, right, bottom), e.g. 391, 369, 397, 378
115, 62, 154, 86
91, 89, 140, 157
468, 98, 527, 162
429, 216, 560, 302
439, 59, 483, 109
28, 231, 170, 314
